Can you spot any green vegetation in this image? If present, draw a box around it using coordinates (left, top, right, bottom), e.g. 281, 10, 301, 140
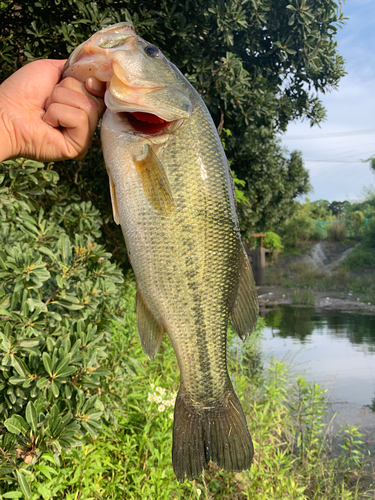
0, 159, 373, 498
0, 159, 126, 495
2, 282, 374, 498
264, 194, 375, 301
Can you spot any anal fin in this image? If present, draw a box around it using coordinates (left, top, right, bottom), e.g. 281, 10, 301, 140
230, 245, 259, 340
136, 289, 164, 360
133, 144, 175, 216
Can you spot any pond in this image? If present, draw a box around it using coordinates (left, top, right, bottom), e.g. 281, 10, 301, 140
263, 305, 375, 447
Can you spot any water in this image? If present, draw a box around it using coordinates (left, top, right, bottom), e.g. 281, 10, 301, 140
263, 305, 375, 442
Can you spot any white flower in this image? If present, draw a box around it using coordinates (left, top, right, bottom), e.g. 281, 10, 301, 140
155, 395, 162, 403
163, 400, 171, 406
150, 383, 155, 389
197, 488, 201, 496
169, 413, 174, 420
147, 393, 153, 402
158, 404, 165, 412
171, 398, 176, 406
171, 392, 177, 398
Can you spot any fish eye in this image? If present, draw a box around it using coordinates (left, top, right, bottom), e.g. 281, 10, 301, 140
144, 45, 160, 58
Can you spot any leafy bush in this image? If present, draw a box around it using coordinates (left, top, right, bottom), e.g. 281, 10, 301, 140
349, 210, 365, 239
281, 215, 313, 250
256, 231, 283, 260
327, 220, 346, 242
0, 159, 125, 496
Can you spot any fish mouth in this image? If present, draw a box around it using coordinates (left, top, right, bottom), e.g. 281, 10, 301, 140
110, 110, 182, 137
126, 112, 170, 134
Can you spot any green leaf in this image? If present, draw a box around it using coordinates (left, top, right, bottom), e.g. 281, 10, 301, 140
4, 415, 29, 435
2, 492, 24, 498
16, 469, 31, 499
54, 356, 72, 377
11, 355, 30, 377
25, 401, 38, 433
42, 352, 53, 376
35, 464, 57, 480
55, 366, 76, 379
19, 339, 40, 348
0, 466, 14, 476
36, 377, 49, 389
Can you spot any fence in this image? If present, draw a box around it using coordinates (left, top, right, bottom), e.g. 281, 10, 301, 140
312, 219, 373, 237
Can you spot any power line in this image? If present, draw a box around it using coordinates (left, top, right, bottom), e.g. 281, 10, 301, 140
304, 159, 367, 163
283, 129, 375, 140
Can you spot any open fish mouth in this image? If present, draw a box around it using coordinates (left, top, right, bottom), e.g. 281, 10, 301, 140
126, 112, 170, 134
108, 109, 182, 137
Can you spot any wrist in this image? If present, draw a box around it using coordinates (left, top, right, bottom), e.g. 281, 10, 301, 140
0, 98, 15, 162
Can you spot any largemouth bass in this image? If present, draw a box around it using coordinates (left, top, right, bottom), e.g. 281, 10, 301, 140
63, 22, 258, 483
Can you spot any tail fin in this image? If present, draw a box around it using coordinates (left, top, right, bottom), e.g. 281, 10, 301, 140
172, 383, 254, 483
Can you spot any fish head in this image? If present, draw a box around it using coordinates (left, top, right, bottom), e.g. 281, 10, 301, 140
63, 22, 192, 135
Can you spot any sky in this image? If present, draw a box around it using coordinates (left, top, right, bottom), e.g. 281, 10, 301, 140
279, 0, 375, 202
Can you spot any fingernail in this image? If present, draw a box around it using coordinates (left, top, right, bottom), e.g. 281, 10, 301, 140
87, 77, 102, 92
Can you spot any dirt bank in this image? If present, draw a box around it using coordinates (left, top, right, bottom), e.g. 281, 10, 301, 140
258, 285, 375, 315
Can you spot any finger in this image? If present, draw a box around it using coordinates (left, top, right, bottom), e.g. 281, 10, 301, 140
53, 77, 105, 118
45, 86, 99, 116
86, 77, 106, 98
43, 102, 92, 159
45, 85, 104, 136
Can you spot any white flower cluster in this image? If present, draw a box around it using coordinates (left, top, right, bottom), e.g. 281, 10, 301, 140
148, 383, 177, 419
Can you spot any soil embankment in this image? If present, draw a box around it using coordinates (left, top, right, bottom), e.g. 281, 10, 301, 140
260, 241, 375, 315
258, 285, 375, 315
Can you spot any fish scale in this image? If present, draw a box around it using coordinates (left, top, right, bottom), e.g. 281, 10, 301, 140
63, 21, 259, 483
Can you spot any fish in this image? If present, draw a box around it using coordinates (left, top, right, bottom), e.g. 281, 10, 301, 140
63, 22, 259, 483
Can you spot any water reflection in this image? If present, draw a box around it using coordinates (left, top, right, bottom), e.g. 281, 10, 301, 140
262, 305, 375, 415
265, 305, 375, 350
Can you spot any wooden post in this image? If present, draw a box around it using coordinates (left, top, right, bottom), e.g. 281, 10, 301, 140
248, 234, 269, 286
248, 247, 268, 285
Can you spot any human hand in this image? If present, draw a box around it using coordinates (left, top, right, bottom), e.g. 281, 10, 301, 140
0, 59, 106, 163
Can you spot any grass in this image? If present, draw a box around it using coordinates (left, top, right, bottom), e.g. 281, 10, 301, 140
15, 280, 375, 499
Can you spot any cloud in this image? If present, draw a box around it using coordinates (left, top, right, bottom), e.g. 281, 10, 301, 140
279, 2, 375, 202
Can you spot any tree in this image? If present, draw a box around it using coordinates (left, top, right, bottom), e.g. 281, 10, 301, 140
0, 0, 346, 252
328, 200, 350, 216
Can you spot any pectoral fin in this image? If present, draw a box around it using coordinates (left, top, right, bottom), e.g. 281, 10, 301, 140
230, 246, 259, 340
136, 289, 164, 360
134, 144, 175, 216
106, 167, 120, 225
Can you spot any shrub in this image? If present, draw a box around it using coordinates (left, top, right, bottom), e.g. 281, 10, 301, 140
0, 159, 125, 496
257, 231, 283, 261
327, 220, 346, 242
281, 215, 313, 249
349, 210, 365, 239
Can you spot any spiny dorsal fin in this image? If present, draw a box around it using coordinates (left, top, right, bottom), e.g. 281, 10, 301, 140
106, 167, 120, 225
230, 245, 258, 340
136, 288, 164, 360
133, 144, 175, 216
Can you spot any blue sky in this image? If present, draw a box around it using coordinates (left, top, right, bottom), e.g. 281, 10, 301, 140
280, 0, 375, 202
